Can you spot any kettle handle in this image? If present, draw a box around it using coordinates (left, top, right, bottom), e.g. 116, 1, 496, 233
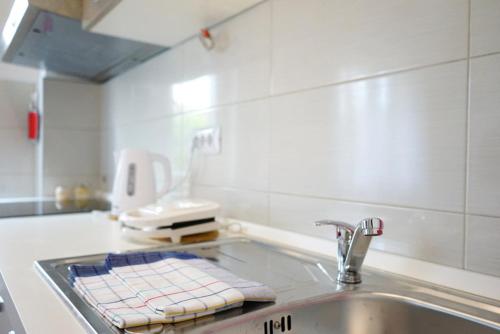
151, 153, 172, 198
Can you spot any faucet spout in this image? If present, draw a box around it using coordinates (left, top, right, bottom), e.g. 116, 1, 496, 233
315, 217, 384, 284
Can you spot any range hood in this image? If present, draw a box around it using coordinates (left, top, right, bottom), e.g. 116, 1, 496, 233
1, 0, 168, 83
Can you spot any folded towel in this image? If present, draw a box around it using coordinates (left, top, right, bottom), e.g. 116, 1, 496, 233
70, 251, 275, 329
71, 264, 237, 328
107, 257, 245, 317
106, 252, 276, 302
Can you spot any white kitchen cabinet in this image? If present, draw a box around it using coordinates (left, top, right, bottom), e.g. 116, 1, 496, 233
83, 0, 263, 46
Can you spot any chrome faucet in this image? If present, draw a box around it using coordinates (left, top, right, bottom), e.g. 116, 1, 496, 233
315, 218, 384, 284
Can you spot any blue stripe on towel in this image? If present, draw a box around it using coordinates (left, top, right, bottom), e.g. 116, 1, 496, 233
69, 251, 200, 283
105, 251, 199, 269
68, 265, 109, 285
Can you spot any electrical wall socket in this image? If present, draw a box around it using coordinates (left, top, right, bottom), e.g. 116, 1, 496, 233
193, 127, 221, 155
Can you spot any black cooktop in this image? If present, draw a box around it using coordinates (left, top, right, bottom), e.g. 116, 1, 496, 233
0, 199, 110, 218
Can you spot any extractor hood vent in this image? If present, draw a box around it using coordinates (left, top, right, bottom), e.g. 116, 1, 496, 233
1, 2, 167, 83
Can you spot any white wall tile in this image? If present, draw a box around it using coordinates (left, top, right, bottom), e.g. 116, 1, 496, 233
0, 81, 35, 187
43, 129, 100, 177
270, 194, 464, 267
270, 62, 467, 212
181, 1, 271, 111
0, 129, 35, 174
466, 215, 500, 276
0, 80, 36, 197
468, 54, 500, 216
99, 129, 115, 192
44, 79, 101, 130
0, 174, 35, 198
271, 0, 468, 94
101, 115, 185, 192
97, 1, 500, 277
102, 47, 184, 128
113, 117, 184, 164
192, 185, 268, 225
42, 79, 102, 196
0, 80, 35, 128
184, 99, 269, 191
470, 0, 500, 56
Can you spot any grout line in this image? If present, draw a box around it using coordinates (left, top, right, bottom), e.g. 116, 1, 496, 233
106, 56, 471, 129
0, 127, 31, 131
42, 126, 101, 132
42, 174, 101, 177
101, 52, 475, 133
171, 57, 469, 117
193, 183, 473, 217
268, 58, 468, 99
268, 0, 275, 97
0, 172, 39, 176
463, 0, 472, 270
469, 50, 500, 60
198, 183, 500, 218
101, 96, 271, 129
462, 215, 469, 270
101, 55, 472, 129
36, 70, 45, 199
179, 41, 188, 198
462, 212, 500, 220
265, 0, 274, 227
98, 82, 104, 190
101, 112, 185, 129
43, 77, 97, 85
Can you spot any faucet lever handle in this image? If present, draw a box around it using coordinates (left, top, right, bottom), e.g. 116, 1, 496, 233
315, 217, 384, 284
314, 220, 354, 238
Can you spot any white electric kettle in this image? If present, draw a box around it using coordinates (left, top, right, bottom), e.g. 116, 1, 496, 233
111, 149, 171, 215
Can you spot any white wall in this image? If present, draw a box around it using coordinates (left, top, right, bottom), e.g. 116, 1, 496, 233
0, 63, 39, 84
101, 0, 500, 277
0, 80, 36, 198
42, 79, 101, 196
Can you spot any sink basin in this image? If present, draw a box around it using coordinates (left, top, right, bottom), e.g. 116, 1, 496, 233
208, 291, 500, 334
35, 238, 500, 334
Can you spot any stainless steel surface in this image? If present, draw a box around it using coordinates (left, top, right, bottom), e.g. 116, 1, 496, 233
212, 291, 500, 334
0, 199, 110, 218
315, 218, 383, 284
1, 0, 167, 82
34, 238, 500, 334
0, 272, 26, 334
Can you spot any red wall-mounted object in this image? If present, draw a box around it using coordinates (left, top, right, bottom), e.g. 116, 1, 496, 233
27, 111, 39, 141
199, 28, 214, 50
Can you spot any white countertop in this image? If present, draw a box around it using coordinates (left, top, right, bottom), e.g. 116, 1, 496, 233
0, 213, 499, 333
0, 213, 149, 333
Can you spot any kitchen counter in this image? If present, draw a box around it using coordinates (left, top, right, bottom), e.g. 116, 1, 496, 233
0, 213, 149, 333
0, 213, 499, 333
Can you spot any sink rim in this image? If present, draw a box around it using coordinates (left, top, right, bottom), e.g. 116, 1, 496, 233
34, 237, 500, 333
203, 289, 500, 333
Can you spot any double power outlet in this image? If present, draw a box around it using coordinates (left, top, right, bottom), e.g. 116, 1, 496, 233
193, 127, 221, 155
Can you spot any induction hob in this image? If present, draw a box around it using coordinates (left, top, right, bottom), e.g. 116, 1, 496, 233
0, 199, 110, 218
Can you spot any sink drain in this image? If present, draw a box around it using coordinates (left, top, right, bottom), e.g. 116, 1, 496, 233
264, 315, 292, 333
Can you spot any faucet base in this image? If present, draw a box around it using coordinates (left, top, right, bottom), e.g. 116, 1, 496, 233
316, 217, 384, 285
337, 271, 361, 284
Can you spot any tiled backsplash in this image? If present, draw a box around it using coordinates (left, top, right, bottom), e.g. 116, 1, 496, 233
0, 80, 36, 197
43, 79, 101, 196
100, 0, 500, 277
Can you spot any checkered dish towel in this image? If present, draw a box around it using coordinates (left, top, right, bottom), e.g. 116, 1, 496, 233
69, 251, 275, 329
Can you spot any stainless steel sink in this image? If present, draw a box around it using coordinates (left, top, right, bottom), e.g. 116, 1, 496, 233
34, 238, 500, 334
209, 292, 500, 334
